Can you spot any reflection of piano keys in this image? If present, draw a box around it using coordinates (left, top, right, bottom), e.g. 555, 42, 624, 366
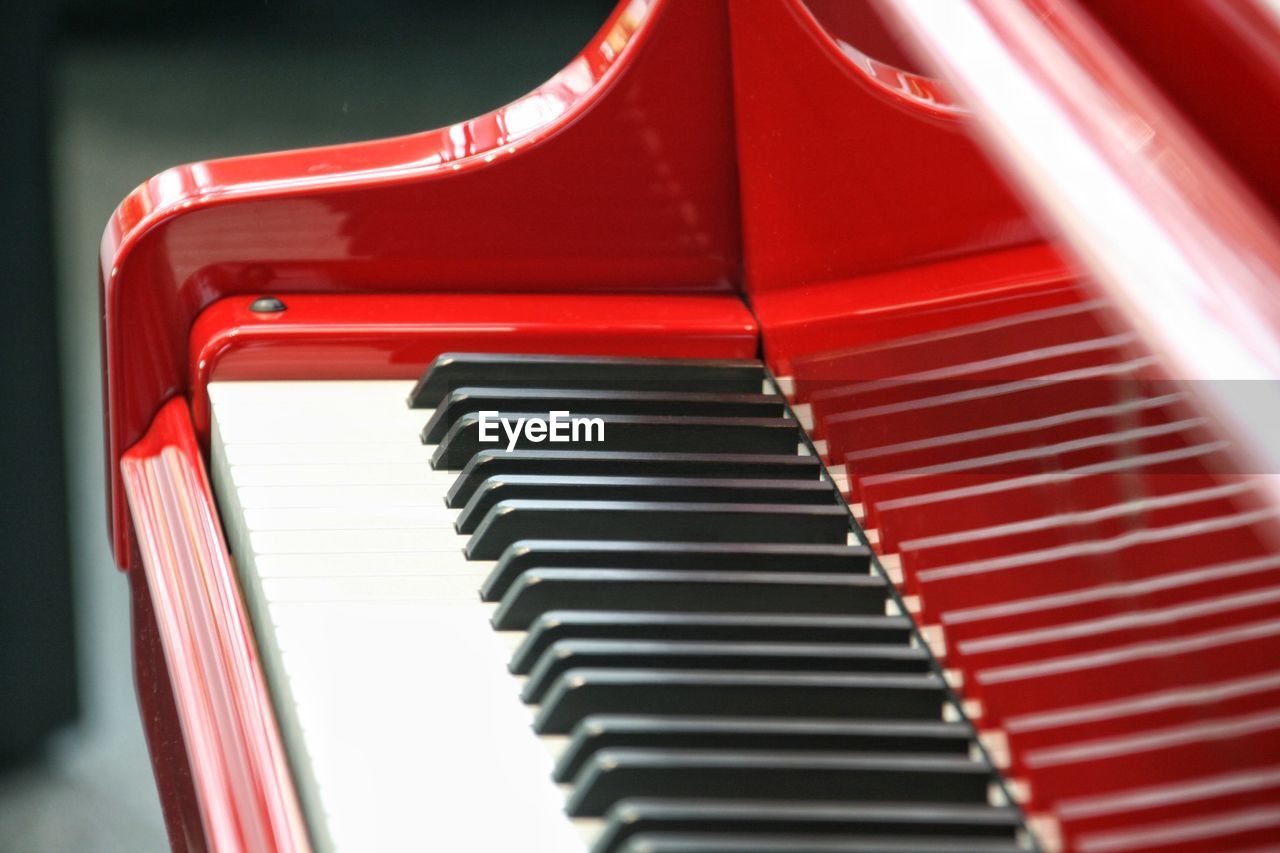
103, 1, 1280, 851
785, 293, 1280, 847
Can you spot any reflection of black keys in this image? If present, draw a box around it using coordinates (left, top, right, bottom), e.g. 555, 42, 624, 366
556, 716, 973, 782
523, 639, 930, 703
466, 501, 850, 559
431, 413, 800, 469
448, 451, 821, 507
567, 748, 993, 816
409, 353, 765, 408
522, 640, 925, 701
456, 476, 835, 533
591, 800, 1024, 853
484, 542, 869, 601
608, 832, 1023, 853
534, 670, 948, 734
491, 569, 886, 630
422, 388, 784, 442
509, 611, 908, 675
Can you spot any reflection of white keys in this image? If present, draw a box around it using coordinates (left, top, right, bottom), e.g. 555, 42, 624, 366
209, 380, 587, 853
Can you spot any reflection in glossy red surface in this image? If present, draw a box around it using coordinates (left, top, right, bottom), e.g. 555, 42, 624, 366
757, 242, 1080, 376
786, 2, 1280, 843
784, 284, 1280, 850
122, 398, 309, 853
102, 0, 739, 565
131, 556, 206, 853
1077, 0, 1280, 220
880, 0, 1280, 524
729, 0, 1042, 300
186, 291, 758, 442
799, 0, 928, 74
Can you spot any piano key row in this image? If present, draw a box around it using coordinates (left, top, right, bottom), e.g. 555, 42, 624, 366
407, 353, 1022, 852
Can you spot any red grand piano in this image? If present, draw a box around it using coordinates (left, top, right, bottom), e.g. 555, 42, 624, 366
101, 1, 1280, 851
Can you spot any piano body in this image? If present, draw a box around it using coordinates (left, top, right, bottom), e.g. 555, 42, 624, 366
99, 1, 1280, 851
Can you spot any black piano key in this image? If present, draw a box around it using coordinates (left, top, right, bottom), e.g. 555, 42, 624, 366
593, 800, 1022, 853
533, 670, 948, 734
556, 717, 974, 783
492, 569, 886, 630
467, 501, 851, 560
485, 542, 869, 601
431, 413, 800, 469
422, 387, 785, 442
523, 640, 931, 703
457, 476, 836, 533
613, 833, 1024, 853
566, 749, 993, 817
409, 353, 764, 408
510, 611, 909, 675
448, 451, 822, 507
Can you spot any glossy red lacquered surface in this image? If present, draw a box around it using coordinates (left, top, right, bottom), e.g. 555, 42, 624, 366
132, 559, 205, 853
187, 292, 758, 443
1078, 0, 1280, 220
729, 0, 1042, 300
102, 0, 739, 566
783, 285, 1280, 849
759, 242, 1082, 378
879, 0, 1280, 518
751, 1, 1280, 818
121, 398, 309, 853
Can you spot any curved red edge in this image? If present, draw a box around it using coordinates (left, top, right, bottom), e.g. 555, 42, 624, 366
101, 0, 741, 567
785, 0, 966, 121
122, 398, 310, 853
186, 291, 760, 445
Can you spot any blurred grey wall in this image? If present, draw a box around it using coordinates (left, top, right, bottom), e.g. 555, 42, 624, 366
1, 1, 612, 848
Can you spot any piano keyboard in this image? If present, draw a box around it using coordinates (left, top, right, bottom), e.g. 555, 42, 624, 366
208, 354, 1025, 852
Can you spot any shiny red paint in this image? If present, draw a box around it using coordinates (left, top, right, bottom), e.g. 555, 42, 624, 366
121, 398, 309, 853
131, 561, 205, 853
728, 0, 1042, 300
754, 241, 1082, 376
187, 292, 758, 443
101, 0, 739, 567
879, 0, 1280, 522
1077, 0, 1280, 220
763, 0, 1280, 826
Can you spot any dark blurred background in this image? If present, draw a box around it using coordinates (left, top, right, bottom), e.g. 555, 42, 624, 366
0, 1, 610, 848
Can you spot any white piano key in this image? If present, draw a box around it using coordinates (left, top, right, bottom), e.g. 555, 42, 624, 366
235, 484, 447, 509
242, 505, 461, 531
217, 413, 427, 444
224, 442, 434, 466
254, 553, 496, 579
209, 378, 586, 853
229, 463, 450, 486
261, 574, 489, 603
249, 528, 466, 554
209, 379, 419, 408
